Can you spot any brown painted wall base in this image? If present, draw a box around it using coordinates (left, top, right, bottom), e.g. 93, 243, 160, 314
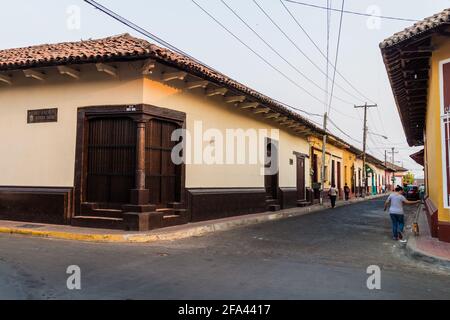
0, 187, 73, 225
278, 187, 298, 209
438, 222, 450, 243
424, 197, 439, 238
186, 188, 266, 222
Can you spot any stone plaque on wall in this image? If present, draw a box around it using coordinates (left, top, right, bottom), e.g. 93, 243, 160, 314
27, 108, 58, 124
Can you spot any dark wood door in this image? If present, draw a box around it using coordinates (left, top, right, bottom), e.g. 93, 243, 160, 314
337, 161, 342, 190
264, 139, 279, 199
145, 119, 181, 206
86, 117, 136, 205
296, 156, 306, 201
331, 160, 336, 186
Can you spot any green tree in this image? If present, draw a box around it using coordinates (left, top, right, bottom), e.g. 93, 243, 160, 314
403, 172, 415, 185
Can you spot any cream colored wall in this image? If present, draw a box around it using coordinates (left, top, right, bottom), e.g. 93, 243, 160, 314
427, 37, 450, 222
142, 76, 311, 188
0, 60, 314, 190
0, 62, 144, 187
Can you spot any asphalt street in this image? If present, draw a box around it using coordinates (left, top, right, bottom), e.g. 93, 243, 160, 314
1, 197, 450, 300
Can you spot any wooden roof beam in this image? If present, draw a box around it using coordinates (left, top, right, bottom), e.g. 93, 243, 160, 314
239, 102, 259, 109
254, 107, 270, 114
265, 113, 280, 119
275, 116, 289, 123
23, 69, 46, 81
141, 59, 156, 75
57, 66, 80, 79
224, 96, 246, 104
162, 71, 188, 82
206, 88, 228, 97
96, 63, 117, 77
0, 74, 12, 85
186, 80, 209, 90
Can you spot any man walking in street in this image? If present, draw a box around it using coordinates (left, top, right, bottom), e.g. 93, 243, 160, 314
384, 186, 420, 242
344, 183, 351, 201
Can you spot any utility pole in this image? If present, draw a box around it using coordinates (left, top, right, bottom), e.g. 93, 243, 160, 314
354, 103, 378, 197
391, 147, 399, 166
390, 147, 399, 187
385, 150, 388, 192
320, 112, 328, 205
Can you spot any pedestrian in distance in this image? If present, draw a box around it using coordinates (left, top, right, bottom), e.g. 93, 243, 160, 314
344, 183, 351, 201
419, 184, 425, 202
329, 184, 338, 208
384, 186, 420, 242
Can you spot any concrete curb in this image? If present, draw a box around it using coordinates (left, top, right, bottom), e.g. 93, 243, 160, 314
0, 194, 387, 244
405, 235, 450, 268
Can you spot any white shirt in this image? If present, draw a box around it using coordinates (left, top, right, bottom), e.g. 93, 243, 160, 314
329, 187, 338, 196
387, 193, 407, 215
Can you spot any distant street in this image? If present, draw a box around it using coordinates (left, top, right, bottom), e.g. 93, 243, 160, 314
1, 197, 450, 300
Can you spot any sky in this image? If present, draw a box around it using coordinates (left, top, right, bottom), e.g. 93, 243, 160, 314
2, 0, 449, 178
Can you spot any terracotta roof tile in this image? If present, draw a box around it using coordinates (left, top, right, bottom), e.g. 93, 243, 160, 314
380, 8, 450, 49
0, 34, 151, 69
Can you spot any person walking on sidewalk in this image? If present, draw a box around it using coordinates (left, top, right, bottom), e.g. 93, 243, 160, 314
344, 183, 351, 201
419, 184, 425, 202
329, 184, 338, 208
384, 186, 420, 241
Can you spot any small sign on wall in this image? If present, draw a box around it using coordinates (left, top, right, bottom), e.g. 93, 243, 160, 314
27, 108, 58, 124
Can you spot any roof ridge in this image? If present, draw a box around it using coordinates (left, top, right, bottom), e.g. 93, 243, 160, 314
380, 7, 450, 49
0, 33, 141, 53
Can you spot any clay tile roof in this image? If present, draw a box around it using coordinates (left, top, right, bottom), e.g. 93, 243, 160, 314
0, 33, 151, 69
385, 162, 408, 172
380, 8, 450, 49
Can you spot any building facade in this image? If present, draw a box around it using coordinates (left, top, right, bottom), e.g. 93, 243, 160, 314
381, 8, 450, 242
0, 34, 394, 231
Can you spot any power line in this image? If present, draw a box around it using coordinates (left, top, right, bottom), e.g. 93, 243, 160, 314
325, 0, 330, 114
191, 0, 345, 119
283, 0, 418, 22
279, 0, 375, 104
252, 0, 365, 105
327, 0, 345, 116
219, 0, 353, 106
84, 0, 319, 120
328, 117, 362, 144
83, 0, 221, 74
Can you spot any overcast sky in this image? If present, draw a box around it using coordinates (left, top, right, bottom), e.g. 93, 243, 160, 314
2, 0, 449, 178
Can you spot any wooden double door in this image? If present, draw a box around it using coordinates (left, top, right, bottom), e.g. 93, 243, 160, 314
85, 117, 181, 208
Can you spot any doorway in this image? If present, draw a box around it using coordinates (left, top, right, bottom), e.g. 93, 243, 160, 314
264, 138, 279, 200
86, 117, 136, 206
296, 155, 306, 201
145, 119, 181, 207
74, 104, 187, 218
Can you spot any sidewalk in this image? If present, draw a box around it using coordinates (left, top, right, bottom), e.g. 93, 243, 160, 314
0, 194, 387, 243
406, 206, 450, 267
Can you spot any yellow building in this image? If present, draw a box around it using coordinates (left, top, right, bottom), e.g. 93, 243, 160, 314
381, 9, 450, 242
307, 136, 348, 201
